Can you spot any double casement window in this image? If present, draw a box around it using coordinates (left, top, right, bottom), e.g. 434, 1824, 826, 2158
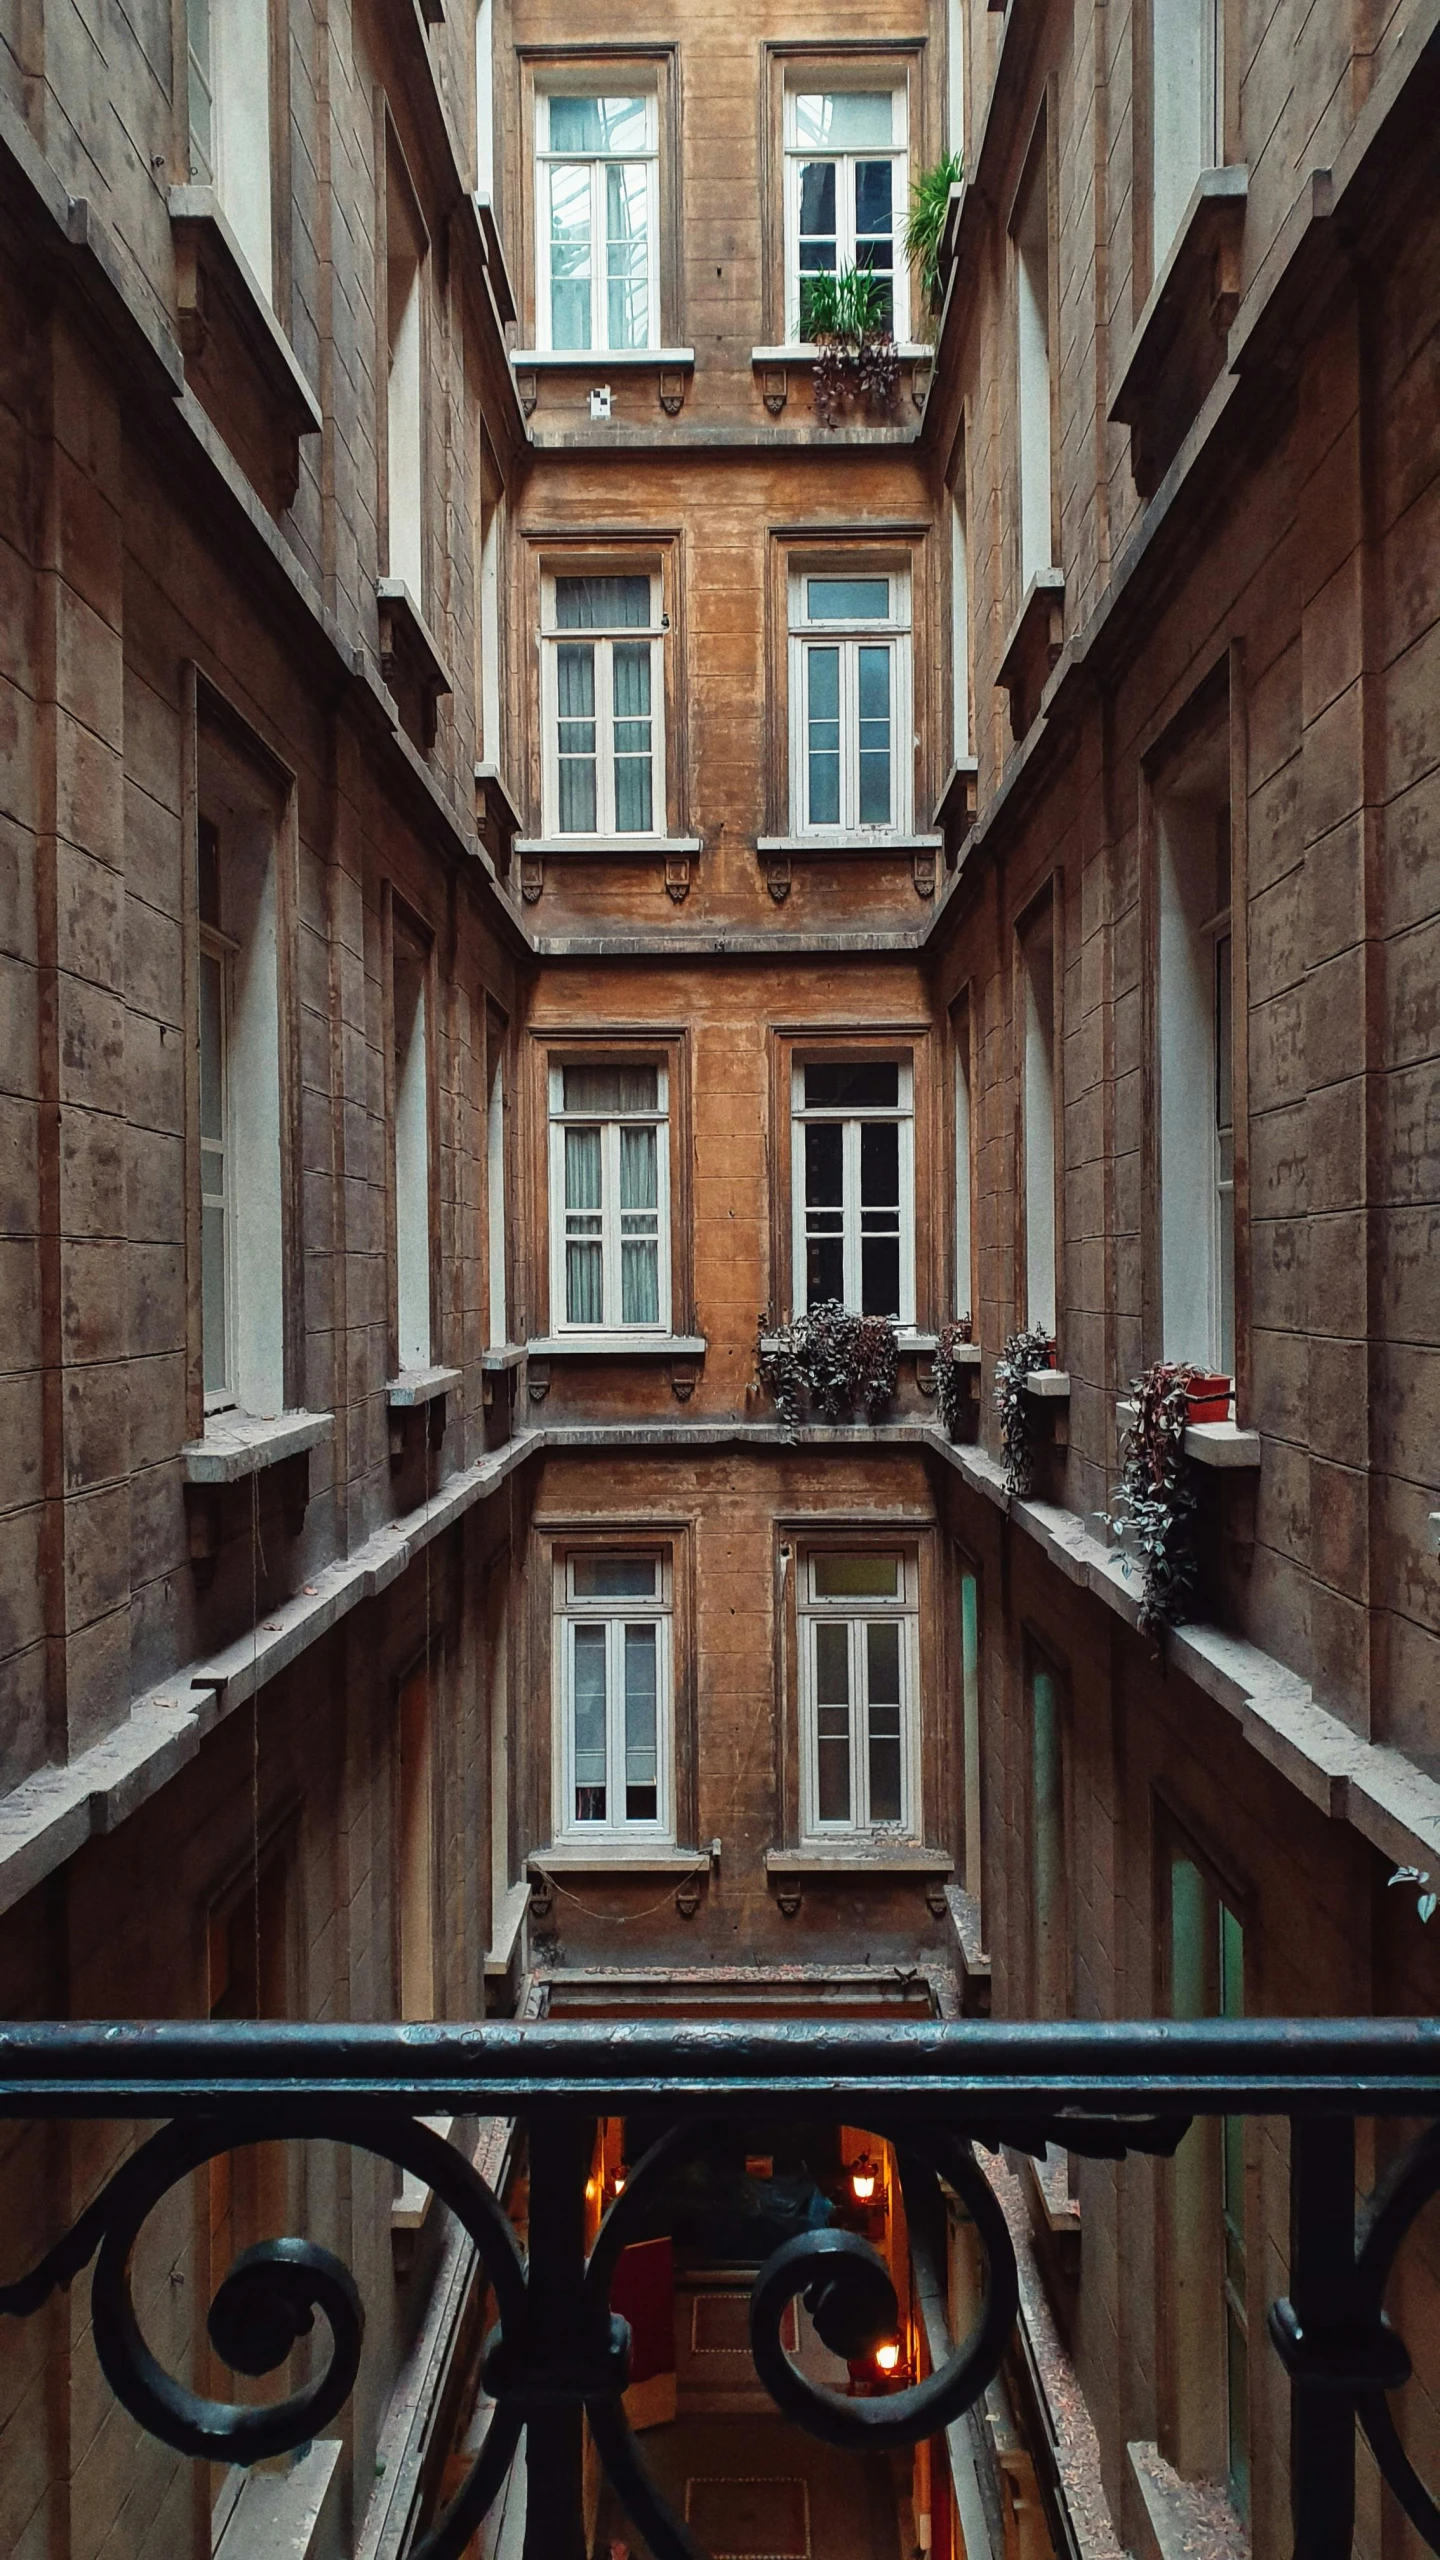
537, 93, 658, 352
799, 1551, 918, 1839
196, 782, 285, 1420
542, 573, 664, 839
789, 570, 912, 836
556, 1551, 672, 1841
187, 0, 275, 296
791, 1059, 914, 1324
548, 1062, 670, 1332
785, 88, 908, 343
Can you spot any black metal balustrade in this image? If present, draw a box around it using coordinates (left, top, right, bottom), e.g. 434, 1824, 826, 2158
2, 2018, 1439, 2560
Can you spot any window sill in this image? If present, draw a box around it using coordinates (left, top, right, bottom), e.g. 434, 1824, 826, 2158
180, 1410, 333, 1483
481, 1343, 527, 1373
526, 1333, 706, 1360
1116, 1399, 1260, 1469
485, 1879, 532, 1979
756, 832, 942, 856
386, 1366, 462, 1410
530, 1843, 718, 1877
391, 2115, 455, 2247
213, 2439, 343, 2560
376, 579, 454, 703
945, 1341, 983, 1366
513, 834, 703, 859
934, 757, 979, 851
510, 346, 696, 369
1023, 1369, 1070, 1400
997, 569, 1066, 737
1111, 167, 1249, 495
167, 187, 323, 446
475, 761, 523, 853
750, 342, 935, 365
759, 1328, 940, 1356
469, 193, 518, 327
766, 1844, 954, 1875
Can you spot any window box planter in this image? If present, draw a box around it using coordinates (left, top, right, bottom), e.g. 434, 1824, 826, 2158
1184, 1372, 1232, 1424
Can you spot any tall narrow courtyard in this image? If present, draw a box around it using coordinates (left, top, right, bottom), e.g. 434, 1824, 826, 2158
0, 1, 1438, 2557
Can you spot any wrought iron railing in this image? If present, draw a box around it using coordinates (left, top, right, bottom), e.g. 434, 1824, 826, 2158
1, 2018, 1439, 2560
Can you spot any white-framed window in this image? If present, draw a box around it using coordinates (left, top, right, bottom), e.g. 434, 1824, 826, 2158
788, 568, 912, 836
548, 1061, 670, 1332
536, 91, 659, 352
1151, 0, 1224, 275
953, 1006, 973, 1321
951, 474, 971, 761
555, 1550, 672, 1841
1157, 742, 1234, 1376
392, 923, 431, 1373
486, 1045, 508, 1352
1014, 148, 1054, 593
791, 1058, 914, 1323
541, 571, 665, 839
187, 0, 275, 297
1019, 904, 1057, 1337
799, 1549, 919, 1839
386, 148, 426, 602
196, 782, 285, 1421
784, 85, 909, 344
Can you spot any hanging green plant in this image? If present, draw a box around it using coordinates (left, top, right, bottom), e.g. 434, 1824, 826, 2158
803, 265, 900, 427
936, 1315, 975, 1440
995, 1327, 1055, 1496
756, 1303, 899, 1439
1106, 1361, 1203, 1634
903, 150, 964, 312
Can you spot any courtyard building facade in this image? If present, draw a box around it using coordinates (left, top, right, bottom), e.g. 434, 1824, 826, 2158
0, 0, 1438, 2554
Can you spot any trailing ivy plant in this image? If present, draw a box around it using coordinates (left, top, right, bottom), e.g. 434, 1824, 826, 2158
903, 150, 964, 313
803, 266, 900, 427
995, 1327, 1055, 1497
756, 1302, 899, 1439
1106, 1361, 1203, 1635
1390, 1867, 1438, 1923
936, 1315, 975, 1440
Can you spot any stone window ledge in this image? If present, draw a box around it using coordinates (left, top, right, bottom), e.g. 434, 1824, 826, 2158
513, 834, 703, 859
526, 1333, 706, 1359
481, 1343, 527, 1373
1024, 1369, 1070, 1399
934, 756, 979, 850
1111, 168, 1249, 494
485, 1878, 532, 1980
470, 193, 518, 326
750, 341, 935, 365
529, 1843, 718, 1877
181, 1410, 333, 1483
765, 1844, 954, 1876
756, 832, 943, 856
391, 2113, 457, 2271
1116, 1399, 1260, 1469
377, 579, 454, 704
997, 569, 1066, 736
945, 1341, 983, 1365
167, 187, 322, 448
386, 1366, 462, 1410
759, 1327, 941, 1356
1127, 2440, 1251, 2560
511, 345, 696, 370
475, 760, 523, 857
213, 2438, 343, 2559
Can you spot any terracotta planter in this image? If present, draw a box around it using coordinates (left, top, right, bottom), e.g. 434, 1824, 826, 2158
1185, 1373, 1231, 1423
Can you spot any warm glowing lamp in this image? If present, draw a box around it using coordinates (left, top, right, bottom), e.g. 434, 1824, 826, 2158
850, 2154, 878, 2203
613, 2171, 626, 2195
874, 2339, 901, 2375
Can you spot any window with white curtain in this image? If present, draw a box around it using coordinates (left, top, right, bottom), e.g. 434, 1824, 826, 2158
798, 1551, 919, 1839
784, 87, 909, 343
536, 92, 658, 351
187, 0, 275, 295
542, 572, 665, 838
548, 1062, 670, 1333
556, 1550, 672, 1841
788, 568, 912, 835
791, 1059, 914, 1323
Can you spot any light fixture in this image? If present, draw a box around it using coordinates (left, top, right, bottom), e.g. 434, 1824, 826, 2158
613, 2171, 626, 2195
850, 2153, 877, 2203
874, 2339, 901, 2375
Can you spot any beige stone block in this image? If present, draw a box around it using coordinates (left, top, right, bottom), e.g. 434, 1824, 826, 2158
124, 1013, 184, 1140
125, 1352, 187, 1472
1303, 1078, 1363, 1216
62, 1599, 131, 1756
0, 815, 38, 968
57, 978, 124, 1111
127, 1238, 186, 1359
53, 710, 124, 870
1307, 1578, 1370, 1738
1383, 1060, 1440, 1206
59, 1108, 125, 1239
122, 896, 183, 1032
54, 580, 124, 754
1300, 678, 1364, 848
1377, 1205, 1440, 1345
62, 1360, 128, 1493
0, 1641, 47, 1789
60, 1236, 127, 1365
51, 445, 123, 628
0, 1503, 45, 1661
0, 1368, 44, 1513
0, 1092, 39, 1239
62, 1480, 131, 1631
0, 1237, 42, 1373
124, 1124, 183, 1247
1305, 1212, 1367, 1337
55, 837, 123, 991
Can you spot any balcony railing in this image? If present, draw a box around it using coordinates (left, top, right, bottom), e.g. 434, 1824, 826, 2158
1, 2018, 1438, 2560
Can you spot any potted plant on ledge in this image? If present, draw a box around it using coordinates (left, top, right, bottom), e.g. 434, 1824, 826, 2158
755, 1303, 899, 1439
803, 267, 900, 428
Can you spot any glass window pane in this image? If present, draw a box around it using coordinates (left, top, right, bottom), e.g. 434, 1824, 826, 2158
859, 1119, 899, 1205
555, 576, 651, 629
623, 1623, 658, 1820
619, 1123, 657, 1210
562, 1064, 659, 1113
867, 1707, 903, 1822
792, 92, 893, 148
572, 1554, 658, 1598
555, 641, 597, 832
572, 1622, 607, 1819
548, 94, 649, 154
798, 161, 837, 242
566, 1240, 603, 1323
606, 163, 651, 347
806, 578, 891, 622
612, 640, 654, 831
858, 644, 892, 824
854, 159, 894, 241
564, 1124, 603, 1212
860, 1235, 901, 1318
803, 1062, 900, 1110
548, 164, 593, 349
815, 1620, 850, 1706
620, 1239, 659, 1324
804, 1119, 844, 1207
806, 644, 841, 826
814, 1554, 900, 1599
866, 1620, 902, 1702
199, 952, 225, 1144
202, 1199, 228, 1395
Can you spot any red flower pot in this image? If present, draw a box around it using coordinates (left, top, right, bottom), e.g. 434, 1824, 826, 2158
1185, 1373, 1231, 1423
